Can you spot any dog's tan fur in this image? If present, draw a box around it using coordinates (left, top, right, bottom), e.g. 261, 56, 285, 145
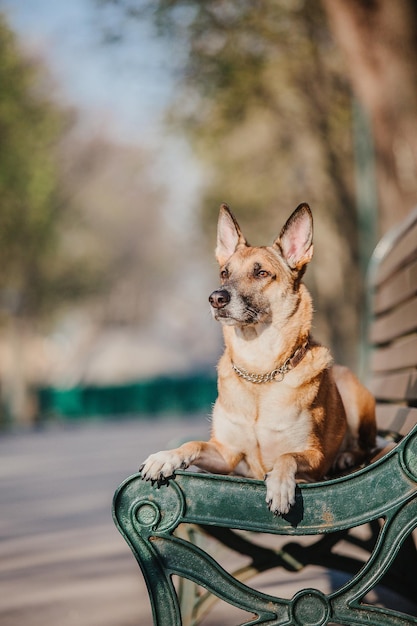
141, 203, 376, 515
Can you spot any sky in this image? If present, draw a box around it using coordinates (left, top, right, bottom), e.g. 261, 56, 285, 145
0, 0, 181, 144
0, 0, 203, 234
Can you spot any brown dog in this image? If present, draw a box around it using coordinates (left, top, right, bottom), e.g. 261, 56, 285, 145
140, 203, 376, 515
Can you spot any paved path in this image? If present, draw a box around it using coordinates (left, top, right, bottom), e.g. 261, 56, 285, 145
0, 417, 210, 626
1, 418, 415, 626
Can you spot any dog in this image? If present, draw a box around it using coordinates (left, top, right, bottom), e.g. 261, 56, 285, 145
140, 203, 376, 515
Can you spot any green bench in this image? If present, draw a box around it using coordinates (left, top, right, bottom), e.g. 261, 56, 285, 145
113, 207, 417, 626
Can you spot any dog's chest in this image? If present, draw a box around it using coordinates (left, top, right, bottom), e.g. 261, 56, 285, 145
213, 377, 312, 476
219, 366, 305, 419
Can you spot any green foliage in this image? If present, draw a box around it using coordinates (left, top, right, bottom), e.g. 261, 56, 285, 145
0, 15, 72, 319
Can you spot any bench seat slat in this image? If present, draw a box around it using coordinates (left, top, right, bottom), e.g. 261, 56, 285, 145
373, 257, 417, 315
375, 404, 417, 436
370, 333, 417, 373
369, 369, 417, 402
375, 214, 417, 285
370, 296, 417, 344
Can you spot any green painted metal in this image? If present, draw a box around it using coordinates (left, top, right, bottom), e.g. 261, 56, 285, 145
113, 423, 417, 625
37, 373, 216, 419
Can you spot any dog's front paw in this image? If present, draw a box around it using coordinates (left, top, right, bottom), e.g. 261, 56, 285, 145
140, 450, 189, 484
265, 466, 296, 516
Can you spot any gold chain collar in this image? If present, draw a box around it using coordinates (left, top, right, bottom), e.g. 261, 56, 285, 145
231, 341, 309, 384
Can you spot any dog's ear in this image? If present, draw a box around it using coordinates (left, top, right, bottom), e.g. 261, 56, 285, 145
215, 203, 247, 265
275, 203, 313, 270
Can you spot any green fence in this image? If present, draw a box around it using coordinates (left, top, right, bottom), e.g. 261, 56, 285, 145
37, 373, 217, 419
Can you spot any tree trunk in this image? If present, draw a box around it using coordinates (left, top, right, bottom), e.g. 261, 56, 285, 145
322, 0, 417, 234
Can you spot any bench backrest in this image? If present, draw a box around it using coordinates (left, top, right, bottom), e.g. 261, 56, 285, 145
368, 205, 417, 436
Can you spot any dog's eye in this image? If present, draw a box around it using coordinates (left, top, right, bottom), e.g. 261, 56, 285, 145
220, 269, 229, 280
256, 269, 270, 278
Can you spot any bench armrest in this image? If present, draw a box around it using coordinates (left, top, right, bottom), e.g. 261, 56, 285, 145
113, 424, 417, 626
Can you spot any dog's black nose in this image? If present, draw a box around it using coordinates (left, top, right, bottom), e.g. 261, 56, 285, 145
209, 289, 230, 309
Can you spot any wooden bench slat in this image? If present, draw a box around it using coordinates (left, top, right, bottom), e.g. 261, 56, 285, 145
370, 296, 417, 344
373, 257, 417, 315
369, 368, 417, 402
370, 334, 417, 373
374, 212, 417, 285
375, 404, 417, 436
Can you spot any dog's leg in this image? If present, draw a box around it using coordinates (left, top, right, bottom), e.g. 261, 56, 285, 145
265, 450, 324, 515
332, 365, 376, 471
140, 439, 242, 484
265, 456, 298, 516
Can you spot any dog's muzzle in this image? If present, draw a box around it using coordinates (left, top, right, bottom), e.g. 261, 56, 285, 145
209, 289, 230, 309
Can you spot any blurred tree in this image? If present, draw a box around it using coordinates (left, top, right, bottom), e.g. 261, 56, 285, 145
0, 15, 67, 320
0, 17, 108, 325
59, 132, 170, 328
322, 0, 417, 234
0, 15, 73, 423
0, 14, 170, 422
98, 0, 361, 368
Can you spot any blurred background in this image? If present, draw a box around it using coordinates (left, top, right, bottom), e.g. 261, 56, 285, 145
0, 0, 416, 426
1, 3, 417, 625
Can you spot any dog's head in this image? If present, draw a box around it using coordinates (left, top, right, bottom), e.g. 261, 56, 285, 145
209, 203, 313, 326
